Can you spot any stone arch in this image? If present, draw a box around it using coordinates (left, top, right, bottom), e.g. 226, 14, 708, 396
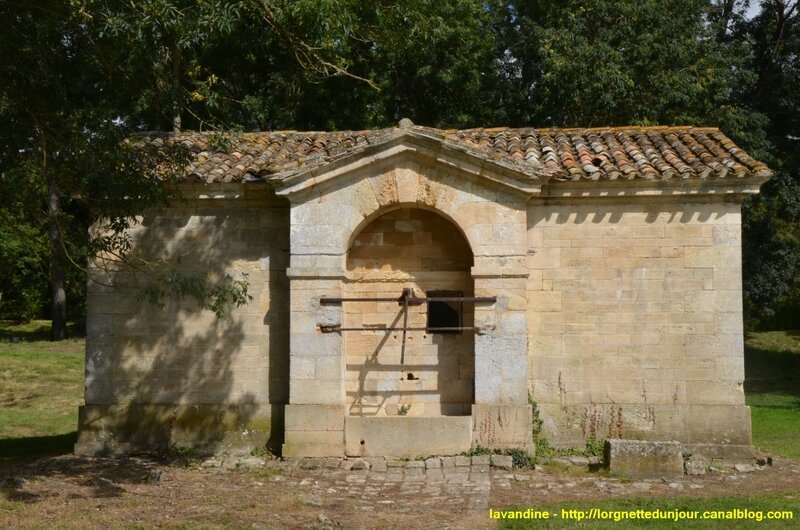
345, 202, 474, 260
343, 206, 475, 418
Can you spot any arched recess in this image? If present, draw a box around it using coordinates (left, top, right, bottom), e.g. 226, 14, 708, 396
344, 207, 474, 417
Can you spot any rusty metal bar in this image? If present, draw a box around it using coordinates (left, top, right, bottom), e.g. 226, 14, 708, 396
319, 325, 481, 333
400, 288, 410, 364
320, 295, 496, 305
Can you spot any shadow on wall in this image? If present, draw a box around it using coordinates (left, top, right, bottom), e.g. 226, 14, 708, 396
81, 195, 290, 456
343, 207, 475, 417
540, 202, 723, 227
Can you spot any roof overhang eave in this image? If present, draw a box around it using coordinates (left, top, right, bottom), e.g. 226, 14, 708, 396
539, 172, 773, 200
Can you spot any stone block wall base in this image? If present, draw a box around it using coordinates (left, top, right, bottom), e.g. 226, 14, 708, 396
345, 416, 473, 457
282, 443, 345, 458
605, 439, 684, 477
471, 404, 534, 453
74, 403, 279, 457
282, 404, 345, 457
537, 403, 753, 448
685, 443, 756, 462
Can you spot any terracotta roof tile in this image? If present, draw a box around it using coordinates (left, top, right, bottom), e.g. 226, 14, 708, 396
135, 125, 772, 184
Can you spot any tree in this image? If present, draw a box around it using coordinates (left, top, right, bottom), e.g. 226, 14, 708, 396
738, 0, 800, 325
489, 0, 765, 133
0, 1, 99, 339
0, 1, 189, 338
0, 0, 385, 337
2, 0, 798, 332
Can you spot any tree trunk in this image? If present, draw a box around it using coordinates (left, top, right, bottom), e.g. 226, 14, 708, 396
715, 0, 736, 42
171, 43, 182, 132
46, 153, 68, 341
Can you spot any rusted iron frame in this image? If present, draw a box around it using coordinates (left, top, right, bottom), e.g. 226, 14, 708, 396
318, 288, 495, 365
319, 295, 496, 305
319, 325, 480, 333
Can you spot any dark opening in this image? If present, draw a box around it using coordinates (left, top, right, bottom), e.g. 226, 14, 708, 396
426, 290, 463, 334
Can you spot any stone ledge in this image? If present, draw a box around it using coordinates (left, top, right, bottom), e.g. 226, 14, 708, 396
604, 440, 758, 477
74, 403, 280, 458
213, 455, 521, 472
605, 439, 684, 477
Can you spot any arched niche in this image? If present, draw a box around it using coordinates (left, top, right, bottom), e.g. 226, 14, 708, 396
344, 207, 475, 418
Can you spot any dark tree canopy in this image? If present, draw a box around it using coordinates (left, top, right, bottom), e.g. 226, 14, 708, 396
1, 0, 798, 333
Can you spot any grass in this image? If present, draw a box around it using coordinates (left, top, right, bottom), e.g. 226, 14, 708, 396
744, 330, 800, 460
496, 492, 800, 529
0, 320, 84, 461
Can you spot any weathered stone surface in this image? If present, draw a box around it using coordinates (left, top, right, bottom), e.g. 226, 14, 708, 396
605, 440, 684, 477
440, 456, 456, 468
471, 404, 534, 452
455, 456, 471, 467
74, 403, 277, 457
490, 455, 514, 470
323, 458, 342, 469
299, 458, 321, 470
685, 454, 710, 475
424, 458, 441, 469
528, 199, 753, 457
471, 455, 491, 466
367, 458, 388, 472
349, 458, 370, 471
344, 417, 472, 457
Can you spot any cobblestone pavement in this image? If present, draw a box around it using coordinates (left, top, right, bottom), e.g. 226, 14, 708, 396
260, 456, 800, 518
279, 467, 497, 514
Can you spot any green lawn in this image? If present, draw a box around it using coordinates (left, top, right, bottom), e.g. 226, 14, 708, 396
744, 330, 800, 460
0, 320, 84, 461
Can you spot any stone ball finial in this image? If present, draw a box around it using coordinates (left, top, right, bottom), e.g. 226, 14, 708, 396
398, 118, 414, 130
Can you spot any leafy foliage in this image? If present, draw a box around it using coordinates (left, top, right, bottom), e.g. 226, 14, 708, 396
737, 0, 800, 325
1, 0, 799, 328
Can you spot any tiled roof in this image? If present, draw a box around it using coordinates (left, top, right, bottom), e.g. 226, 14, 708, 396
137, 125, 772, 184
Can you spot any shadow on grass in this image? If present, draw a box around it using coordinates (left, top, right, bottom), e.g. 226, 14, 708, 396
0, 320, 85, 341
0, 432, 77, 464
0, 431, 158, 502
744, 346, 800, 395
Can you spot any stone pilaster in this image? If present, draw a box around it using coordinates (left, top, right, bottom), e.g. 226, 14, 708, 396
282, 258, 347, 457
471, 259, 534, 452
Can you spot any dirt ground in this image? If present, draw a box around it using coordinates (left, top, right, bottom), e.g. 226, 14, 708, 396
2, 455, 800, 529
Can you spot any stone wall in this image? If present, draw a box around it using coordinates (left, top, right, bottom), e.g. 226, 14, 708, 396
76, 184, 290, 455
77, 149, 756, 459
527, 198, 751, 454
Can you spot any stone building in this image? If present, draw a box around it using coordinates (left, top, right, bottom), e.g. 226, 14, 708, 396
75, 122, 772, 460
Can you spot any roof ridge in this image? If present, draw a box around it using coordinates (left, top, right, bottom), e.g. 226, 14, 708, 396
133, 124, 770, 184
135, 124, 721, 138
449, 125, 720, 134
